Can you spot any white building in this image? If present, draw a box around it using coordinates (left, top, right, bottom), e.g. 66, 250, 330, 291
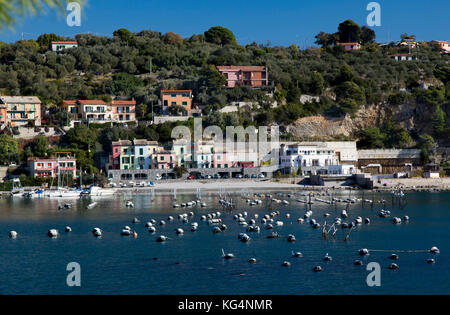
51, 41, 78, 52
280, 143, 349, 175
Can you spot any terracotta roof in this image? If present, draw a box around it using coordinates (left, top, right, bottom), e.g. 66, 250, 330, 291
338, 42, 360, 45
216, 66, 266, 71
78, 100, 107, 105
111, 100, 136, 105
161, 90, 192, 94
63, 100, 78, 105
51, 41, 78, 44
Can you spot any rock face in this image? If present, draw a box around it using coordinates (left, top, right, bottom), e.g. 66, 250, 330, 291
286, 102, 435, 140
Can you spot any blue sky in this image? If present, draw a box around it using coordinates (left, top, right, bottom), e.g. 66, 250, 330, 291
0, 0, 448, 46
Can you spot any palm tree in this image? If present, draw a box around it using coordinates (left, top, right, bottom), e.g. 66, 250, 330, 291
0, 0, 84, 30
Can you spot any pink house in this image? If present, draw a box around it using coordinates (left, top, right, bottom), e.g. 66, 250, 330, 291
111, 100, 137, 123
216, 66, 268, 88
212, 152, 234, 169
28, 158, 77, 179
155, 151, 177, 169
338, 42, 361, 51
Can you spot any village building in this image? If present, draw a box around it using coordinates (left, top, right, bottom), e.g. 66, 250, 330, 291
0, 96, 42, 127
161, 90, 193, 116
27, 157, 77, 179
51, 41, 78, 52
338, 42, 361, 51
216, 66, 268, 88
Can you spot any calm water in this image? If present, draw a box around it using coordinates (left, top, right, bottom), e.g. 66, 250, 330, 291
0, 190, 448, 295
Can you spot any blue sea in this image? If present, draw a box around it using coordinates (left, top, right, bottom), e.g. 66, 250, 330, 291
0, 190, 448, 295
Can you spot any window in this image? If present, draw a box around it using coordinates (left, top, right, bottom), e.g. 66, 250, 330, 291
139, 148, 143, 155
182, 94, 189, 97
171, 102, 177, 106
171, 94, 177, 97
160, 156, 164, 161
218, 164, 221, 168
224, 164, 228, 168
182, 102, 187, 106
181, 148, 184, 153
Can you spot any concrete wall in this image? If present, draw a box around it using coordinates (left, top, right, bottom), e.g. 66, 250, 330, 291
358, 149, 421, 159
108, 167, 272, 183
153, 116, 190, 124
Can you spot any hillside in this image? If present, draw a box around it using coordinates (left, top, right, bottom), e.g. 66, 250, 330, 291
0, 22, 449, 150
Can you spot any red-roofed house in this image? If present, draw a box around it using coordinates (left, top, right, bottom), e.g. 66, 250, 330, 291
216, 66, 268, 88
28, 157, 77, 179
63, 100, 112, 124
51, 41, 78, 52
111, 99, 137, 123
431, 40, 450, 53
338, 42, 361, 51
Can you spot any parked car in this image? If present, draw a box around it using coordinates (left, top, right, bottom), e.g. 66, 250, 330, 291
205, 175, 212, 179
244, 174, 249, 178
188, 175, 195, 180
251, 174, 257, 179
222, 174, 230, 179
120, 183, 127, 188
155, 174, 162, 180
213, 174, 221, 179
235, 174, 243, 179
258, 174, 265, 178
138, 181, 146, 187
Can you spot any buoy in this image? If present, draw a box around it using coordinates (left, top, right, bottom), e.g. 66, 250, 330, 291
389, 263, 399, 270
156, 235, 167, 242
324, 253, 332, 261
222, 249, 234, 259
121, 229, 131, 236
9, 231, 18, 238
287, 234, 296, 242
359, 248, 370, 256
47, 229, 59, 238
297, 218, 304, 223
392, 217, 401, 224
238, 233, 251, 242
133, 231, 138, 238
389, 254, 399, 260
175, 228, 184, 235
430, 246, 440, 254
92, 228, 102, 237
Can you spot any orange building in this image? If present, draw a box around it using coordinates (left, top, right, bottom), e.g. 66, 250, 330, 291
0, 96, 42, 127
161, 90, 192, 116
338, 42, 361, 51
216, 66, 268, 88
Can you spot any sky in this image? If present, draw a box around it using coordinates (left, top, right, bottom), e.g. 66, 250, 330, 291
0, 0, 448, 47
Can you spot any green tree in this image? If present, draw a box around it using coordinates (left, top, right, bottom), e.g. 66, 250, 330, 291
33, 135, 48, 157
337, 20, 361, 43
360, 26, 376, 44
0, 134, 19, 165
204, 26, 237, 46
314, 31, 338, 47
113, 28, 133, 42
431, 105, 446, 136
357, 127, 386, 149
